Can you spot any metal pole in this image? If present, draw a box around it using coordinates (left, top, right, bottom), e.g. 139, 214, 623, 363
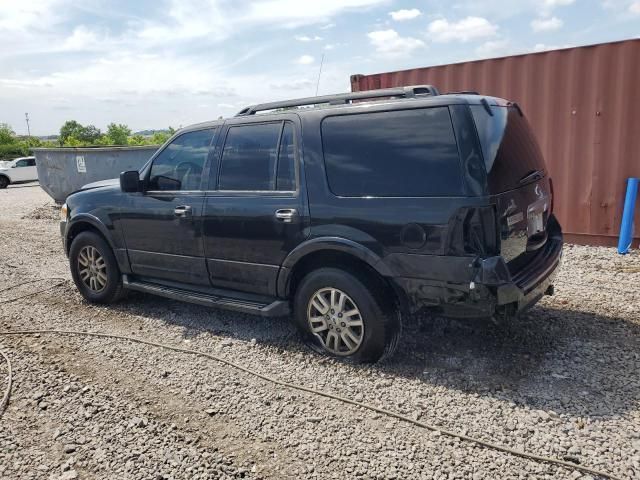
315, 54, 325, 96
25, 113, 31, 137
617, 177, 639, 254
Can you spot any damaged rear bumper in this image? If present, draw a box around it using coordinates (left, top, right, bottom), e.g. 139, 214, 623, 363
385, 216, 563, 318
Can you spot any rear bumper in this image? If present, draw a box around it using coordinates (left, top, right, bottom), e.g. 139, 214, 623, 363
387, 215, 563, 318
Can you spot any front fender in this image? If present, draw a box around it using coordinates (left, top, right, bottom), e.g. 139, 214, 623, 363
65, 213, 116, 252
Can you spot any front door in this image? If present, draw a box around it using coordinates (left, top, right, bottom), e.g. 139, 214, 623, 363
202, 118, 307, 296
120, 128, 217, 286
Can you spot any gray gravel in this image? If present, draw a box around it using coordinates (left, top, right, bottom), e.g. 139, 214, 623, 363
1, 186, 639, 479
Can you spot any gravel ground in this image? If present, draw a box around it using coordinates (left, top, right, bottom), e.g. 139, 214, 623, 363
1, 185, 639, 480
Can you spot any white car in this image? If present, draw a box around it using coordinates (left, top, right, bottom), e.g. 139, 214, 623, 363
0, 156, 38, 188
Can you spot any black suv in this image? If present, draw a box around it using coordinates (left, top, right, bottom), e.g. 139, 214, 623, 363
60, 85, 562, 363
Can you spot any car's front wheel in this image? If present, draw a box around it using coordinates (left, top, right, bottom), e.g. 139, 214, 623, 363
69, 231, 124, 304
0, 176, 9, 189
293, 268, 401, 363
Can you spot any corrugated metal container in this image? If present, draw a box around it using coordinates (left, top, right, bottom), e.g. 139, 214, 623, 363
351, 39, 640, 246
33, 146, 158, 203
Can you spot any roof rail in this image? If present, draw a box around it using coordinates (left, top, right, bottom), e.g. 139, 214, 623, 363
235, 85, 440, 116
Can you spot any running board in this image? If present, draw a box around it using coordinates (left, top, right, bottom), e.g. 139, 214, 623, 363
122, 276, 289, 317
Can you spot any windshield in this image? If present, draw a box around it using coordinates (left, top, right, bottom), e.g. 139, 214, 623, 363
471, 105, 546, 193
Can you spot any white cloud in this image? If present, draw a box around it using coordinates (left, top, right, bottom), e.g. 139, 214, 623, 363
630, 1, 640, 13
138, 0, 386, 43
543, 0, 574, 6
533, 42, 573, 52
0, 0, 62, 31
389, 8, 422, 21
296, 55, 315, 65
246, 0, 386, 28
367, 29, 425, 56
62, 26, 101, 51
427, 17, 498, 43
476, 39, 512, 58
531, 16, 563, 31
295, 35, 323, 41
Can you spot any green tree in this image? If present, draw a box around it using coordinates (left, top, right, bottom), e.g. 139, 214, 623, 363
106, 123, 131, 145
59, 120, 84, 145
77, 124, 102, 143
0, 123, 16, 145
128, 134, 146, 145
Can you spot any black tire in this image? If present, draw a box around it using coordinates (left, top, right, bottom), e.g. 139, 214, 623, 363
0, 176, 9, 189
69, 231, 125, 304
293, 268, 401, 363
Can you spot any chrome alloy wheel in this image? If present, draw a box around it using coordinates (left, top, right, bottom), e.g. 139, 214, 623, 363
77, 245, 107, 292
307, 287, 364, 356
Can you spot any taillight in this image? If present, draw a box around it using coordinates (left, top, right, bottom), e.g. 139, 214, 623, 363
549, 177, 555, 215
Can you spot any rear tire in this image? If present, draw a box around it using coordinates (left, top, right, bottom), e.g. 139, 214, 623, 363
69, 231, 125, 304
293, 268, 401, 363
0, 176, 9, 189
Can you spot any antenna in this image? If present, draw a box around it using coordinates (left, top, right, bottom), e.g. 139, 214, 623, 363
25, 113, 31, 137
315, 53, 325, 96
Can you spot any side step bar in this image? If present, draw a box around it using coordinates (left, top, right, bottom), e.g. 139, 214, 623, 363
122, 276, 290, 317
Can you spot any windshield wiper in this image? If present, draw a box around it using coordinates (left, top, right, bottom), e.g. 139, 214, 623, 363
519, 169, 544, 185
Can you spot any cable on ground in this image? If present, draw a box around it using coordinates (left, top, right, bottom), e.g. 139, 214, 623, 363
0, 279, 623, 479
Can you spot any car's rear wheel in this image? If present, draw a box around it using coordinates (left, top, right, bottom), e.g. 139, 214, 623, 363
69, 231, 124, 304
293, 268, 401, 363
0, 176, 9, 189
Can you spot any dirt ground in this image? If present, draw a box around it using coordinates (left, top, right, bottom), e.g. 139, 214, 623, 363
1, 183, 639, 480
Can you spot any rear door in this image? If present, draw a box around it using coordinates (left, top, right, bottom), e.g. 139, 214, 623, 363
24, 158, 38, 181
120, 128, 217, 285
471, 104, 552, 262
202, 116, 307, 296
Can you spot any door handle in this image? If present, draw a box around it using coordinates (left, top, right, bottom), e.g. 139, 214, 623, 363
174, 205, 192, 218
274, 208, 297, 223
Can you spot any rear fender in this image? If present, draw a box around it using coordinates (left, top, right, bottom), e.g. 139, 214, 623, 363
277, 236, 391, 298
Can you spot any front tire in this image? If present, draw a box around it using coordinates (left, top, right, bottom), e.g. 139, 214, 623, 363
0, 176, 9, 189
293, 268, 401, 363
69, 231, 124, 304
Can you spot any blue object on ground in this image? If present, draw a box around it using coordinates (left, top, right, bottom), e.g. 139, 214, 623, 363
618, 177, 639, 254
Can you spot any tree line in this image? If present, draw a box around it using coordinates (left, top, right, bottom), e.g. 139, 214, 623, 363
0, 121, 175, 159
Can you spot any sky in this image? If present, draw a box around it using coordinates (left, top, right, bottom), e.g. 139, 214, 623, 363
0, 0, 638, 135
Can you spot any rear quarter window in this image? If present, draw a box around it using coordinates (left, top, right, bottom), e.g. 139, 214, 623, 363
471, 105, 546, 193
321, 107, 464, 197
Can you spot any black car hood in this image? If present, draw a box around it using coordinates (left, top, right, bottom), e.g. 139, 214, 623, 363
80, 178, 119, 190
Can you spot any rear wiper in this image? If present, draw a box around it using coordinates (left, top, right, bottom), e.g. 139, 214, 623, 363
519, 169, 544, 185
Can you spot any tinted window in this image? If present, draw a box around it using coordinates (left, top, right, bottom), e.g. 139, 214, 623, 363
322, 107, 463, 197
149, 129, 215, 191
15, 159, 28, 167
26, 158, 36, 166
471, 105, 546, 193
219, 122, 295, 191
276, 123, 296, 191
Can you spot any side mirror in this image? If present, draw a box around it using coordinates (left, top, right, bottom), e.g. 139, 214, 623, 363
120, 170, 141, 193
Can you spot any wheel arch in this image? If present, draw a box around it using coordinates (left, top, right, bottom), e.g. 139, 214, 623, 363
66, 215, 115, 256
278, 238, 409, 313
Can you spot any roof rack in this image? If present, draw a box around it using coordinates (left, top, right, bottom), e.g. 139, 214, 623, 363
235, 85, 440, 116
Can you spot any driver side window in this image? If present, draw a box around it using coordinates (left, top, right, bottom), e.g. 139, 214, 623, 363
148, 128, 215, 191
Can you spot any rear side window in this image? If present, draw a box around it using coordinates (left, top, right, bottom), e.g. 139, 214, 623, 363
321, 107, 463, 197
471, 105, 546, 193
218, 122, 296, 191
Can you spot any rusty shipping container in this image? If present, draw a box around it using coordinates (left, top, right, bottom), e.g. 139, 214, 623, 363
351, 39, 640, 246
